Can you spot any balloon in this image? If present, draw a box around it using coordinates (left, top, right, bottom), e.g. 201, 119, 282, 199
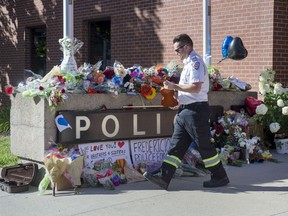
222, 36, 233, 59
228, 37, 248, 60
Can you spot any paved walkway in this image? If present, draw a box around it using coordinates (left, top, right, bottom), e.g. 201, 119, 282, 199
0, 151, 288, 216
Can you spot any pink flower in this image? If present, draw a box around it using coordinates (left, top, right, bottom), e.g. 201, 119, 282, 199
103, 69, 115, 80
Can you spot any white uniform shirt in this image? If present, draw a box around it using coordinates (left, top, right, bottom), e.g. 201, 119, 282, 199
178, 50, 209, 105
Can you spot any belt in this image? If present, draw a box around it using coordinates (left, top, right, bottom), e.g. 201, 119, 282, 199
180, 101, 208, 109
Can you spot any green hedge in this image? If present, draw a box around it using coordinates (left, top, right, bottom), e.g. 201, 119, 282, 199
0, 106, 10, 133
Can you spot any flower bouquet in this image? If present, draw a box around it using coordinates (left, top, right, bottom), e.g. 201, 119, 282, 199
211, 110, 272, 165
211, 110, 250, 148
208, 65, 251, 91
254, 68, 288, 136
7, 41, 184, 109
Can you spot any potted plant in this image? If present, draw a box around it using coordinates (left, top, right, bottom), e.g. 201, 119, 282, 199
254, 68, 288, 153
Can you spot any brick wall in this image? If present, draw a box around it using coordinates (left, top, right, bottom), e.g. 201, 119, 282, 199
273, 0, 288, 86
211, 0, 275, 91
0, 0, 287, 107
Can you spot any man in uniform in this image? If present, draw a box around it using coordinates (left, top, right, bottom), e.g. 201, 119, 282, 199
143, 33, 229, 189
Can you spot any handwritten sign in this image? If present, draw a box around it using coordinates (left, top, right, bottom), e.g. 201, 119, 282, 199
78, 140, 132, 168
130, 137, 172, 166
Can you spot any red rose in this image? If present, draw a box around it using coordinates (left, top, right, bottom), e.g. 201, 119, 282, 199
87, 88, 97, 94
5, 86, 14, 95
213, 83, 222, 91
214, 124, 224, 136
57, 75, 63, 81
38, 86, 44, 91
103, 69, 115, 80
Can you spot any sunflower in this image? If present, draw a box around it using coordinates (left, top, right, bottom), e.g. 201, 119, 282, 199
145, 87, 156, 100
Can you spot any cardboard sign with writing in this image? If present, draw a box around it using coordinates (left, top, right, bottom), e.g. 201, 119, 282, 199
78, 140, 132, 168
130, 137, 172, 166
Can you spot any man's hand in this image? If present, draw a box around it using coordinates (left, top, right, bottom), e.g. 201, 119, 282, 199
163, 80, 175, 90
169, 104, 179, 110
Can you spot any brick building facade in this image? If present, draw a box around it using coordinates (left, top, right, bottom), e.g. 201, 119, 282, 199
0, 0, 287, 106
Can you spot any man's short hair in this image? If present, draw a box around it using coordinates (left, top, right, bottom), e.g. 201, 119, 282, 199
173, 34, 193, 48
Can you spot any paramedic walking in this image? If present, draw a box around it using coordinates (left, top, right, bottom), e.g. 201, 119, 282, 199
143, 33, 229, 189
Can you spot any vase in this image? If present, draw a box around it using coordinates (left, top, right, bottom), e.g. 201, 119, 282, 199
274, 137, 288, 154
239, 148, 250, 164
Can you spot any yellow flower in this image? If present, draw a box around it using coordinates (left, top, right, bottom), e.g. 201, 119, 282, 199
261, 150, 272, 160
145, 87, 156, 100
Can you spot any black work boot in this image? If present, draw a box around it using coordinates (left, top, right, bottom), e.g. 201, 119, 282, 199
203, 162, 229, 188
143, 163, 176, 190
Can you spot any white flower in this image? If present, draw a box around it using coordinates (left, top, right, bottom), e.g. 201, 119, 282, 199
238, 136, 259, 153
277, 99, 285, 107
259, 76, 266, 82
259, 69, 275, 83
210, 129, 216, 137
273, 83, 285, 95
240, 132, 247, 138
218, 118, 225, 125
282, 106, 288, 115
256, 104, 268, 115
258, 81, 271, 95
251, 136, 260, 143
269, 122, 280, 133
239, 140, 246, 148
264, 84, 271, 93
227, 118, 233, 125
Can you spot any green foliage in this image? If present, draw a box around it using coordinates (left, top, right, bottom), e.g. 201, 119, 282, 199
255, 68, 288, 135
262, 92, 288, 132
0, 136, 18, 167
207, 65, 220, 74
0, 106, 10, 133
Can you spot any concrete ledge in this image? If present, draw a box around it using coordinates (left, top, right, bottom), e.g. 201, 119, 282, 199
208, 90, 257, 110
10, 91, 257, 162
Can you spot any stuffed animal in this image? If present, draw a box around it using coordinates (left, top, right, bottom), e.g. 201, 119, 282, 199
160, 87, 178, 107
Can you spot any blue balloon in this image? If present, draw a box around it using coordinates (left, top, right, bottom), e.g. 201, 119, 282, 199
222, 36, 233, 59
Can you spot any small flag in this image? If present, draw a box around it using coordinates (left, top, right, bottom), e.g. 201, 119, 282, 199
55, 114, 72, 132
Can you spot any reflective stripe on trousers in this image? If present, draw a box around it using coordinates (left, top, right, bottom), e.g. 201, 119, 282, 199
203, 154, 221, 168
163, 154, 181, 168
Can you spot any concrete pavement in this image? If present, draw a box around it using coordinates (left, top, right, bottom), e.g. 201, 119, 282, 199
0, 151, 288, 216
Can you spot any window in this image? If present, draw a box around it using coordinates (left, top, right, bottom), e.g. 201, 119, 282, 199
30, 27, 46, 77
89, 20, 111, 69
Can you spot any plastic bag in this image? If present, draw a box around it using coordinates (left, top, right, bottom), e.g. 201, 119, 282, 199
38, 173, 51, 194
123, 162, 145, 183
63, 155, 84, 186
113, 60, 127, 78
228, 76, 251, 91
82, 168, 98, 187
98, 176, 115, 190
